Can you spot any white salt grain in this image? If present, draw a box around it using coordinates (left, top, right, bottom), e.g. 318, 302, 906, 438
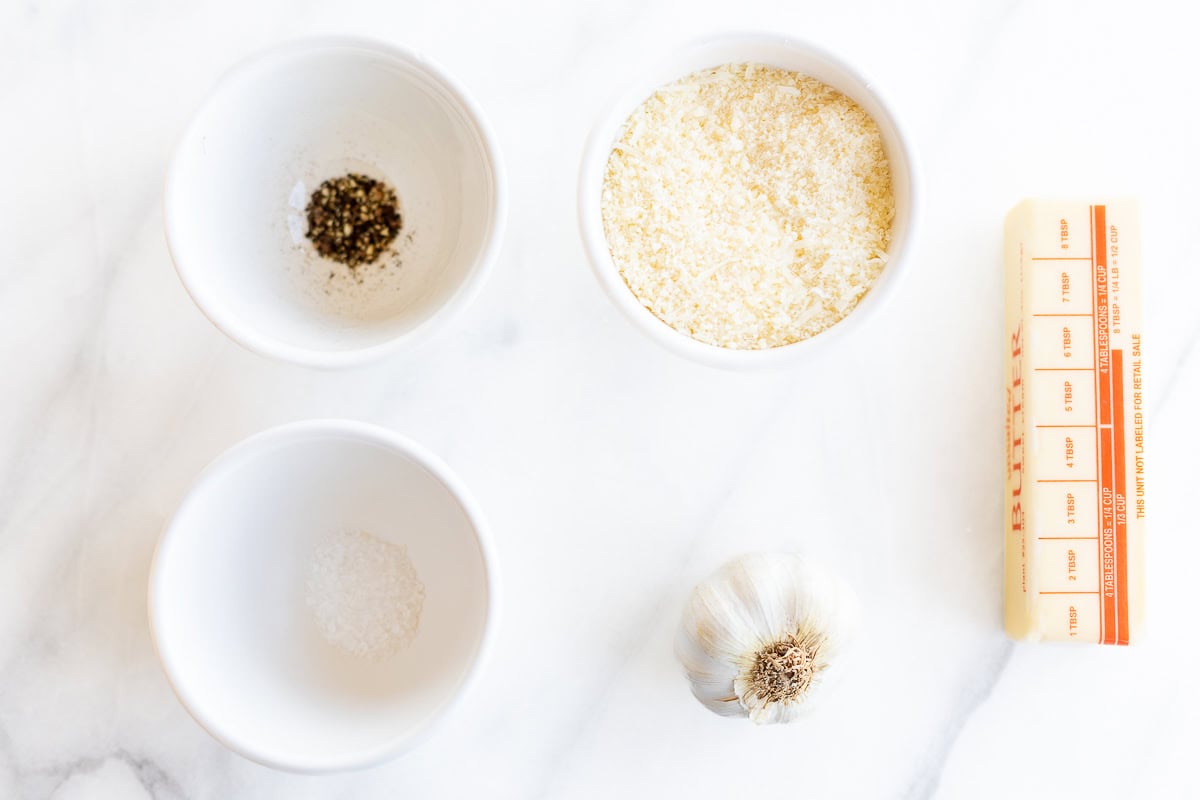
306, 530, 425, 660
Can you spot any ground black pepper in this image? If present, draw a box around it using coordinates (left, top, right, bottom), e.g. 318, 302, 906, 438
305, 174, 402, 268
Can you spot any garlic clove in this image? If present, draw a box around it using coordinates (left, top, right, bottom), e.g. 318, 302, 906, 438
688, 578, 764, 657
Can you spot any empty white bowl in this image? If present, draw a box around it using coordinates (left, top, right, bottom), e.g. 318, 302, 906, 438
165, 38, 506, 368
578, 33, 920, 369
149, 420, 496, 772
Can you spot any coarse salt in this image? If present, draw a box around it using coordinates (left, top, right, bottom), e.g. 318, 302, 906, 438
306, 529, 425, 660
601, 63, 895, 349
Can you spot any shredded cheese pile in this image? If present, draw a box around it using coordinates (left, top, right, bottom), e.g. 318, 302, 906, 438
601, 63, 894, 350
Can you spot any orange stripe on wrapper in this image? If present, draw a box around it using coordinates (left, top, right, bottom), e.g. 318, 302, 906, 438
1112, 349, 1130, 645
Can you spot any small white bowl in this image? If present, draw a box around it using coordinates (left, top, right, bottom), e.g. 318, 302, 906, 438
165, 38, 506, 368
578, 33, 920, 369
149, 420, 497, 773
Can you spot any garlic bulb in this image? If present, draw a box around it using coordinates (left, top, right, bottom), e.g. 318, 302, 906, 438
675, 553, 858, 723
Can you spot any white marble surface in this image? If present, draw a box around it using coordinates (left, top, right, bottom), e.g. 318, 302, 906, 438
2, 0, 1198, 797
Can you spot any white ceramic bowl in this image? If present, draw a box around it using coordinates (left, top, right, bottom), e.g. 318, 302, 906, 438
165, 38, 506, 368
578, 33, 920, 369
149, 420, 496, 772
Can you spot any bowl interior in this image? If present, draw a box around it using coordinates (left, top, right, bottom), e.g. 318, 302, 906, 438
167, 41, 499, 359
579, 35, 918, 366
151, 427, 490, 770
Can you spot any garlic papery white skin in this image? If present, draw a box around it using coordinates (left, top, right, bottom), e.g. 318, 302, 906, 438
675, 553, 859, 724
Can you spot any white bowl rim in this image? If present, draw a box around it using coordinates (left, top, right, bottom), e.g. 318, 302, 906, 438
147, 419, 499, 773
577, 31, 922, 370
164, 36, 508, 370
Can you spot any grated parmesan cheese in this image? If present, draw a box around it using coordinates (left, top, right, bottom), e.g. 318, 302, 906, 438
601, 63, 895, 350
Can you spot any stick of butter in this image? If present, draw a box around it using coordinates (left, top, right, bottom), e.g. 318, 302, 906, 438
1004, 199, 1145, 644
